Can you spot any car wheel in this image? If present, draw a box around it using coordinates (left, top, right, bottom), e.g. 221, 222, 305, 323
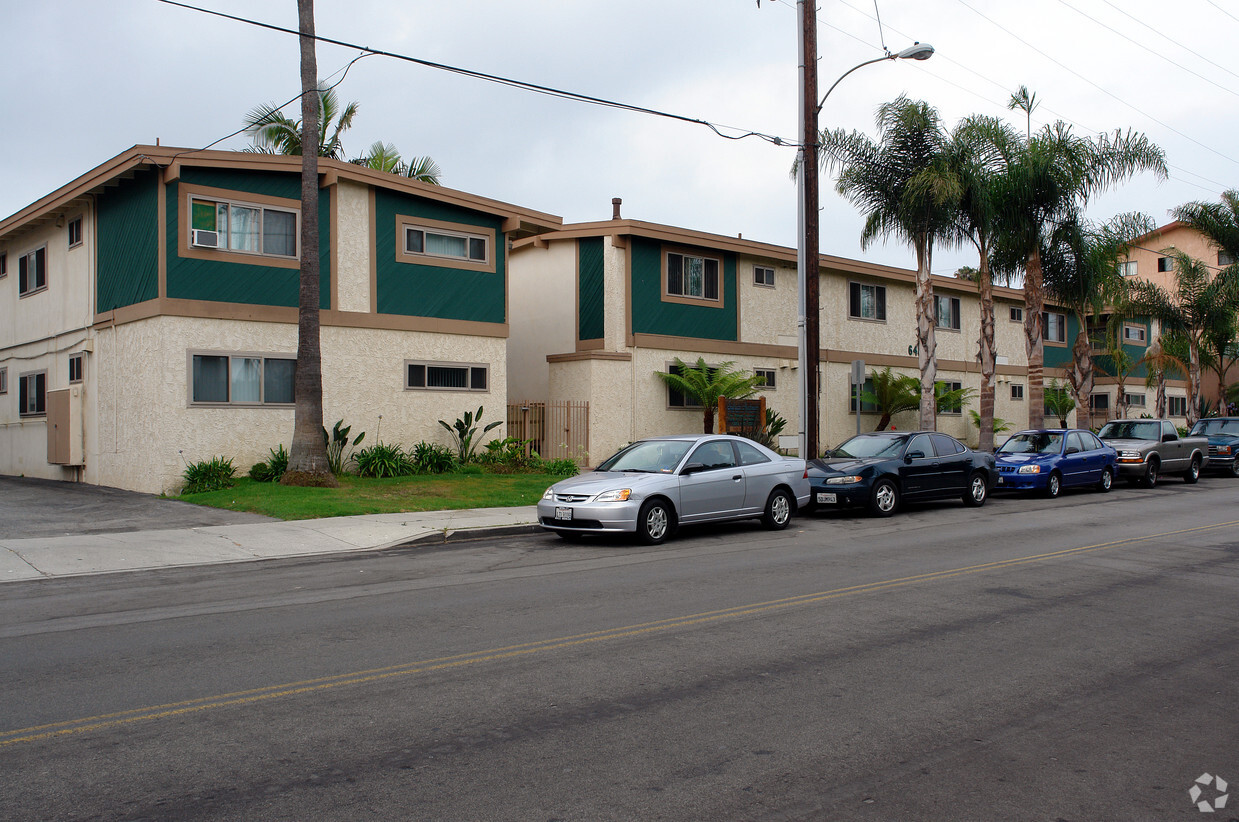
868, 479, 899, 517
1097, 466, 1114, 493
636, 498, 673, 545
761, 488, 793, 530
1183, 455, 1201, 484
1044, 471, 1062, 499
963, 471, 988, 507
1229, 457, 1239, 479
1144, 459, 1160, 488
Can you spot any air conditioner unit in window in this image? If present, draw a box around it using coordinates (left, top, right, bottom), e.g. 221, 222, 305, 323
191, 229, 220, 248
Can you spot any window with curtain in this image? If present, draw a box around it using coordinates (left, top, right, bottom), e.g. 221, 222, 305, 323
190, 197, 298, 259
404, 226, 488, 263
192, 354, 295, 405
666, 252, 720, 301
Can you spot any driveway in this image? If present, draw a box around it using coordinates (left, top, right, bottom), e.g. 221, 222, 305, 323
0, 476, 274, 540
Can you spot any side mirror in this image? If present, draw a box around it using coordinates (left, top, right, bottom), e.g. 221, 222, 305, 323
905, 450, 925, 462
681, 462, 705, 475
1162, 433, 1177, 442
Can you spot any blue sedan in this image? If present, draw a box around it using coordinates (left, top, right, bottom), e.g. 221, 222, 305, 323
994, 429, 1117, 498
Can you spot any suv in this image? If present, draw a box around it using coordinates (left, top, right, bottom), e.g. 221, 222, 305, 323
1188, 417, 1239, 478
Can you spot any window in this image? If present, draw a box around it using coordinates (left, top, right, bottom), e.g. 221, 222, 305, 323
1167, 396, 1188, 417
666, 252, 720, 301
1090, 393, 1110, 412
849, 282, 886, 321
1122, 323, 1147, 344
931, 433, 964, 455
939, 380, 964, 414
1220, 251, 1236, 267
666, 361, 715, 408
753, 266, 775, 287
1009, 306, 1023, 323
67, 216, 83, 248
1043, 311, 1066, 343
689, 440, 738, 471
191, 353, 296, 405
190, 196, 298, 258
1157, 256, 1173, 273
1011, 383, 1024, 400
404, 225, 488, 264
68, 354, 83, 384
934, 295, 961, 330
406, 361, 489, 392
0, 251, 6, 278
754, 368, 777, 390
1118, 260, 1137, 278
850, 378, 878, 413
19, 371, 46, 417
1124, 392, 1146, 408
18, 247, 47, 296
0, 367, 7, 394
736, 441, 770, 466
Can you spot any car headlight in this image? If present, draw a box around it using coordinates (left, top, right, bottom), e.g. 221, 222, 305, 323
1217, 445, 1232, 455
1017, 465, 1041, 474
542, 487, 555, 500
825, 475, 863, 485
1119, 450, 1141, 460
593, 488, 632, 503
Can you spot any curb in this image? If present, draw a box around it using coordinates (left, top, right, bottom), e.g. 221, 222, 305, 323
391, 523, 543, 548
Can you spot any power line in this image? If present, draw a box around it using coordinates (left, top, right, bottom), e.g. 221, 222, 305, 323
155, 0, 793, 149
1101, 0, 1239, 84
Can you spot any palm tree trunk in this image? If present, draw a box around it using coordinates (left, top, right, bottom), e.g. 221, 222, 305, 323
1188, 336, 1202, 426
282, 0, 336, 488
915, 238, 938, 431
1069, 329, 1094, 429
1155, 369, 1167, 418
1024, 247, 1046, 429
977, 251, 997, 451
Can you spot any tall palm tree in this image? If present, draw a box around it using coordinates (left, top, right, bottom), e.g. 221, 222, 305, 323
822, 96, 963, 430
1129, 251, 1239, 425
994, 118, 1166, 429
951, 115, 1020, 450
1172, 190, 1239, 263
244, 83, 359, 159
1042, 212, 1153, 427
653, 358, 766, 434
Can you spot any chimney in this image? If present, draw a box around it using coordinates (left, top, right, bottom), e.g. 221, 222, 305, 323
612, 198, 622, 220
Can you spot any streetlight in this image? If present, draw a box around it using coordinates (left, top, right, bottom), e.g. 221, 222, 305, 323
795, 18, 933, 460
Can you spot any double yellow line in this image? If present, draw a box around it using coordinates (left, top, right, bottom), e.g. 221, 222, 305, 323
4, 519, 1234, 747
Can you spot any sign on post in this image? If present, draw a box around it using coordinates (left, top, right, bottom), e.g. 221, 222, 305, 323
718, 396, 766, 438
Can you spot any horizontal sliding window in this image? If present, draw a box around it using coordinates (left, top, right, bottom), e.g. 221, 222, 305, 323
406, 361, 489, 392
191, 353, 295, 405
190, 197, 298, 259
849, 282, 886, 321
667, 252, 720, 301
404, 225, 488, 264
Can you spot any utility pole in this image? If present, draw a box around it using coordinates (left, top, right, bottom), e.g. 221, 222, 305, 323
798, 0, 821, 460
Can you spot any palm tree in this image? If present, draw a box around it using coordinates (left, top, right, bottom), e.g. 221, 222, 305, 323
1045, 378, 1076, 427
822, 96, 963, 430
857, 367, 920, 431
993, 117, 1166, 429
951, 114, 1020, 450
1042, 212, 1153, 427
1172, 190, 1239, 263
1129, 251, 1239, 425
654, 358, 766, 434
244, 83, 359, 159
351, 141, 443, 185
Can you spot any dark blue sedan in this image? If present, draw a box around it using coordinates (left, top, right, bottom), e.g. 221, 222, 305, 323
994, 429, 1117, 498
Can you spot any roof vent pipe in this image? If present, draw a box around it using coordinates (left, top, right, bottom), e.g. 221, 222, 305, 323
612, 198, 622, 220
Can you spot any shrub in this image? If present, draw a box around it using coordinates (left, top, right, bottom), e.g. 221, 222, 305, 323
480, 436, 543, 473
543, 458, 580, 477
409, 441, 456, 474
183, 456, 236, 494
439, 406, 502, 463
323, 420, 365, 475
249, 444, 289, 482
354, 442, 413, 478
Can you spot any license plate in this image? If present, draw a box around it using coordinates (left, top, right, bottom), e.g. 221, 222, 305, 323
816, 492, 837, 504
555, 506, 573, 521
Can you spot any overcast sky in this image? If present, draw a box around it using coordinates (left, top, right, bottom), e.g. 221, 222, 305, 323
3, 0, 1235, 276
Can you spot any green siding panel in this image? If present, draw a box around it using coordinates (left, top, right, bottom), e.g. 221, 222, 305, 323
630, 237, 737, 341
97, 169, 159, 312
165, 171, 330, 309
373, 189, 505, 323
578, 238, 605, 340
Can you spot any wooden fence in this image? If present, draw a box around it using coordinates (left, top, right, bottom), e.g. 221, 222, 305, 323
507, 401, 590, 465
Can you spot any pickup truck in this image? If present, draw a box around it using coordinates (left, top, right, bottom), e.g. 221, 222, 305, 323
1188, 417, 1239, 478
1097, 419, 1209, 487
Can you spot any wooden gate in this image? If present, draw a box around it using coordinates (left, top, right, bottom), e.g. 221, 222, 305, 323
507, 401, 590, 465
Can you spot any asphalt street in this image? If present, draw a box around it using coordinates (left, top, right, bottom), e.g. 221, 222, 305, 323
2, 478, 1237, 821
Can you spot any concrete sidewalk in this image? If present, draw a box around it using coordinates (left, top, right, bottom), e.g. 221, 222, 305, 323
0, 506, 542, 583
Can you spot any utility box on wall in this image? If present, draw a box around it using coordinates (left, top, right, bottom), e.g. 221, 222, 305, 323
47, 387, 84, 466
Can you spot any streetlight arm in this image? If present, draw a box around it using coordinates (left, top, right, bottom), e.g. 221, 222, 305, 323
816, 43, 934, 115
816, 54, 894, 115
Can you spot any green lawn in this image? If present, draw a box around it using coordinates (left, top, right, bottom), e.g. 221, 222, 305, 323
174, 473, 559, 521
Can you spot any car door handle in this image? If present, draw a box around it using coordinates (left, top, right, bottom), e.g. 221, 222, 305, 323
732, 475, 742, 481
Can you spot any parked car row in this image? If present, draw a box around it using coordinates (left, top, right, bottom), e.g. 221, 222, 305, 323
536, 419, 1238, 544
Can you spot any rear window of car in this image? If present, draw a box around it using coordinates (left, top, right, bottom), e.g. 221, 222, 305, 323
930, 433, 964, 456
736, 441, 770, 466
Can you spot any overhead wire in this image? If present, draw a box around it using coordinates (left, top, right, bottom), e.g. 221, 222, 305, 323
1100, 0, 1239, 83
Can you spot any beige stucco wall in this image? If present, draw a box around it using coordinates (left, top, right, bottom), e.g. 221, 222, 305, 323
88, 316, 508, 494
1123, 223, 1225, 292
736, 258, 797, 345
334, 180, 372, 313
508, 239, 577, 403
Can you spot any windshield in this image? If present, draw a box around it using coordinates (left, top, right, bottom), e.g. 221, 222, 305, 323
1098, 421, 1160, 441
597, 439, 693, 473
831, 435, 907, 460
998, 432, 1064, 455
1191, 419, 1239, 436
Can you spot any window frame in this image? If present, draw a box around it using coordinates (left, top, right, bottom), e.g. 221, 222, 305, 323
1090, 393, 1110, 412
849, 377, 879, 414
848, 281, 887, 322
1167, 395, 1188, 417
1009, 305, 1023, 323
1157, 256, 1173, 273
18, 245, 48, 297
1010, 383, 1024, 401
396, 215, 495, 274
1219, 250, 1236, 267
665, 360, 718, 409
663, 248, 723, 306
0, 251, 6, 279
754, 368, 777, 390
1118, 260, 1137, 278
67, 216, 83, 249
934, 294, 961, 331
179, 184, 301, 270
68, 354, 84, 384
1124, 392, 1147, 408
404, 360, 491, 393
938, 380, 964, 415
753, 265, 775, 288
187, 351, 297, 407
0, 367, 7, 395
19, 370, 47, 418
1043, 311, 1067, 344
1122, 323, 1147, 344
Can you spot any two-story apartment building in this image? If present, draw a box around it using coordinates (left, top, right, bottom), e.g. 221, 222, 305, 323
0, 146, 559, 493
